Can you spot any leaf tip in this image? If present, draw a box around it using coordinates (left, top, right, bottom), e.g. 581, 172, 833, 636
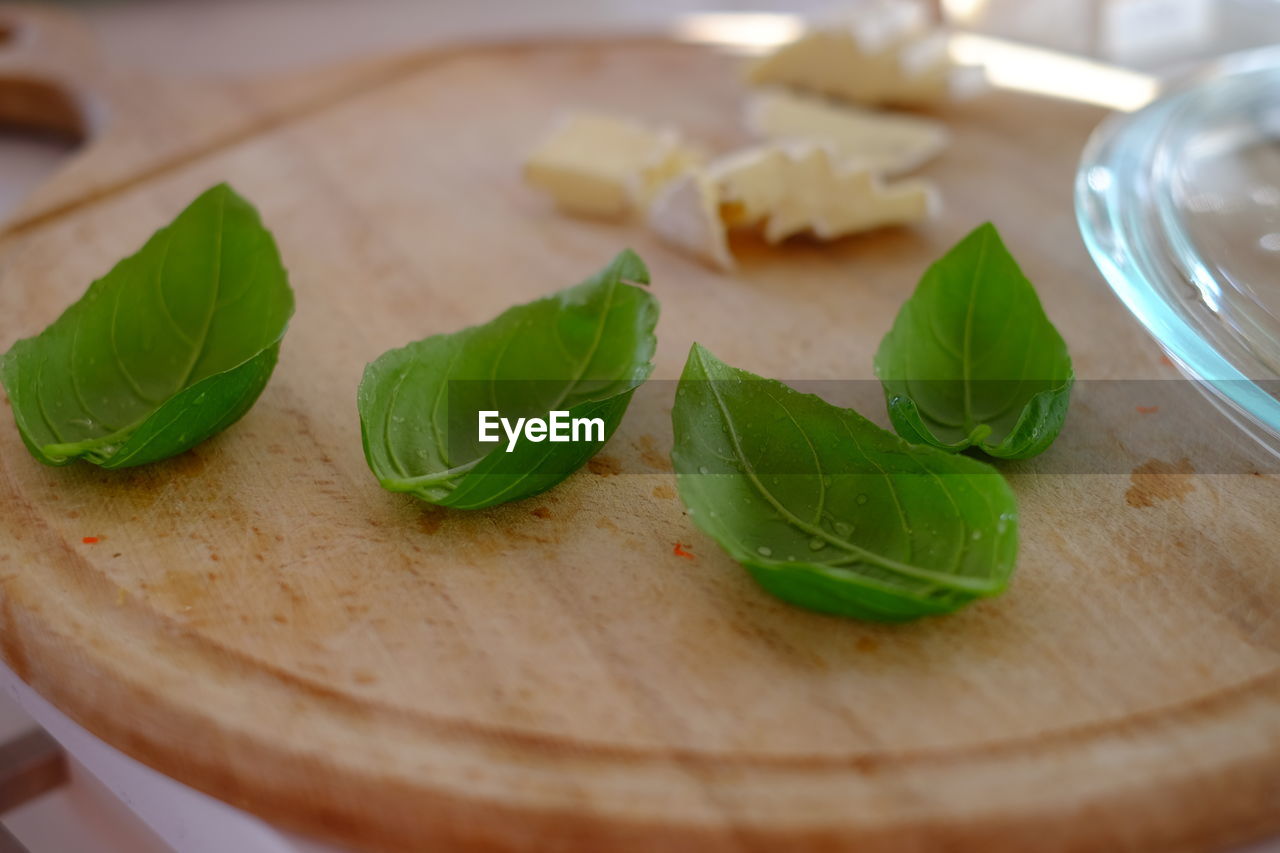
199, 181, 235, 202
193, 182, 262, 222
686, 341, 719, 370
679, 342, 725, 388
967, 220, 1000, 241
610, 248, 650, 286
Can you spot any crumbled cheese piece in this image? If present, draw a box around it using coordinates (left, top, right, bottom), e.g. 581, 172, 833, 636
709, 143, 937, 244
523, 114, 701, 218
707, 147, 791, 229
746, 1, 981, 107
746, 90, 949, 175
647, 171, 734, 270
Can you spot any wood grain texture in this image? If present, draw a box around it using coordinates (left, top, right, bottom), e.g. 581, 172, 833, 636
1, 10, 1280, 852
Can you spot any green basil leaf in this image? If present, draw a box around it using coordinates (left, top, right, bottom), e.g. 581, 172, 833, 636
671, 344, 1018, 622
1, 184, 294, 469
874, 223, 1073, 459
358, 250, 658, 509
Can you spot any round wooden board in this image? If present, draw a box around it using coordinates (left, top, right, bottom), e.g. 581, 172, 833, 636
2, 15, 1280, 853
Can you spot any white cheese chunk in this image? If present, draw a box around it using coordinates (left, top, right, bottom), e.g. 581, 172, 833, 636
746, 1, 981, 107
523, 114, 701, 219
709, 143, 937, 244
706, 146, 791, 229
746, 90, 948, 175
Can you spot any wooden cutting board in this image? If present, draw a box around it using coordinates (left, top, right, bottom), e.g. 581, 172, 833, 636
2, 8, 1279, 852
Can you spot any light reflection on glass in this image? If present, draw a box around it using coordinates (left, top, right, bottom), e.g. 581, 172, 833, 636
1190, 260, 1223, 312
1087, 166, 1113, 192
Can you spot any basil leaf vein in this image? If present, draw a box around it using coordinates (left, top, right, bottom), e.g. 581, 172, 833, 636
672, 343, 1018, 622
874, 223, 1073, 459
1, 184, 294, 469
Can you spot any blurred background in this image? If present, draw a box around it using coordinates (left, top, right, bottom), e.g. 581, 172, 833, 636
3, 0, 1278, 214
37, 0, 1280, 73
4, 0, 1280, 207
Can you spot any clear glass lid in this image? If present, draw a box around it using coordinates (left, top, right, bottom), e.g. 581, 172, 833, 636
1076, 61, 1280, 453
